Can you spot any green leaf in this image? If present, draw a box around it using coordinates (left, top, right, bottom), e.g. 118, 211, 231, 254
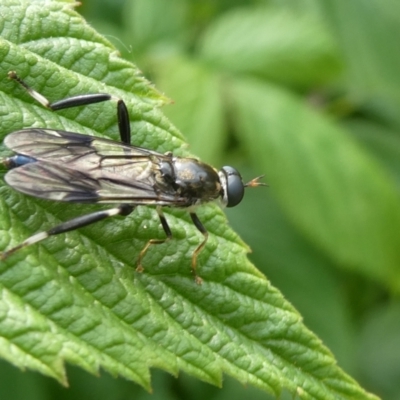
358, 301, 400, 397
230, 77, 400, 291
198, 5, 342, 89
320, 0, 400, 128
123, 0, 189, 55
227, 189, 357, 373
0, 1, 379, 399
346, 119, 400, 187
152, 55, 226, 165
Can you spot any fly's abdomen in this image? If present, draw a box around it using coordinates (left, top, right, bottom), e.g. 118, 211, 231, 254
4, 154, 37, 169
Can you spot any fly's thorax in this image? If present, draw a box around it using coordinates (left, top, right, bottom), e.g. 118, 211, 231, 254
171, 157, 222, 203
153, 158, 177, 192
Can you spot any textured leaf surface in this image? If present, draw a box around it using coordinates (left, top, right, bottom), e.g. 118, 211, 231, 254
0, 1, 378, 399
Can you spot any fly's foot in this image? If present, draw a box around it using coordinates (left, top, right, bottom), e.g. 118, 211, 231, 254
194, 274, 203, 285
191, 263, 203, 285
136, 264, 144, 273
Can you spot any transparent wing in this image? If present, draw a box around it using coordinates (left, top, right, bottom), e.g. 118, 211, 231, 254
5, 161, 182, 204
4, 129, 184, 205
4, 128, 161, 162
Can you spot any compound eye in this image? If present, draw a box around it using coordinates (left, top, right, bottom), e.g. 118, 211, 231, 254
222, 166, 245, 208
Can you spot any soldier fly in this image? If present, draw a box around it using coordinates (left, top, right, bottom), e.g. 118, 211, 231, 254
1, 71, 265, 283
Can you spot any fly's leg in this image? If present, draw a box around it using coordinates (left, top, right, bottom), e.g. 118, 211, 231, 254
0, 204, 134, 260
189, 212, 209, 285
136, 210, 207, 284
8, 71, 131, 144
136, 207, 172, 273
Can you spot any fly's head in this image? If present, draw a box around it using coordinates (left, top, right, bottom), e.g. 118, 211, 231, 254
218, 166, 266, 208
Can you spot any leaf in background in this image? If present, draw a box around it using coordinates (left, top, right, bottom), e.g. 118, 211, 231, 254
346, 120, 400, 187
123, 0, 189, 56
198, 5, 342, 89
153, 55, 226, 165
320, 0, 400, 127
0, 1, 379, 399
358, 301, 400, 398
231, 78, 400, 292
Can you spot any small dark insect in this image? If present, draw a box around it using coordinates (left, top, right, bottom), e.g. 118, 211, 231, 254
1, 71, 265, 284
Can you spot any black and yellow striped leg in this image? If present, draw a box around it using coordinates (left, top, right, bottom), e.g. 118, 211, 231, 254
1, 204, 134, 260
8, 71, 131, 144
136, 207, 172, 273
190, 212, 208, 285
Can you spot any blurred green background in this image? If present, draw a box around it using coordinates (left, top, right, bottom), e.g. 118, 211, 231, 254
2, 0, 400, 399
